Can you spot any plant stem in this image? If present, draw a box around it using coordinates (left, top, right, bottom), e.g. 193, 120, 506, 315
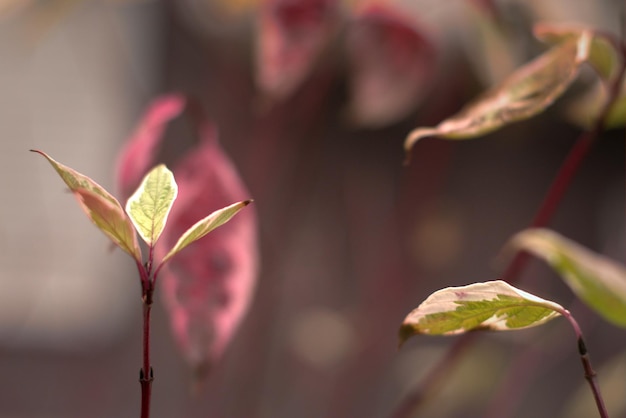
390, 333, 478, 418
140, 282, 154, 418
559, 310, 609, 418
390, 33, 626, 418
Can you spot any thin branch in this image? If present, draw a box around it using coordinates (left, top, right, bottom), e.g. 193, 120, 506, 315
389, 33, 626, 418
559, 310, 609, 418
140, 280, 154, 418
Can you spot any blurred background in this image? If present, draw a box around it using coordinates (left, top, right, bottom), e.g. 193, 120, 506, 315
0, 0, 624, 417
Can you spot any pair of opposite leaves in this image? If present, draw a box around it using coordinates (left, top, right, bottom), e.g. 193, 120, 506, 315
35, 95, 258, 380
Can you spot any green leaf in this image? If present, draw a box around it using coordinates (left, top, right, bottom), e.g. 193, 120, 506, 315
125, 164, 178, 246
404, 30, 591, 154
74, 188, 142, 261
161, 200, 252, 265
31, 150, 141, 261
399, 280, 563, 346
507, 228, 626, 327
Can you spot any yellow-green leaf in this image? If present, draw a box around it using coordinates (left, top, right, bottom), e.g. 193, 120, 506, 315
74, 188, 141, 260
125, 164, 178, 247
404, 31, 591, 154
400, 280, 563, 346
32, 149, 118, 205
507, 228, 626, 328
161, 200, 252, 265
31, 150, 141, 261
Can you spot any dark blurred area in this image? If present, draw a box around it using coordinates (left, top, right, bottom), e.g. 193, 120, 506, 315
0, 0, 624, 417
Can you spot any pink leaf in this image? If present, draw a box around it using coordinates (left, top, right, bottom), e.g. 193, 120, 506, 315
115, 95, 259, 380
155, 124, 258, 379
346, 4, 436, 126
256, 0, 339, 99
115, 94, 186, 200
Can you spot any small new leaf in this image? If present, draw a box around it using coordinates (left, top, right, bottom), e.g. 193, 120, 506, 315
400, 280, 563, 346
126, 164, 178, 246
507, 228, 626, 327
404, 30, 591, 155
31, 150, 141, 261
161, 200, 252, 265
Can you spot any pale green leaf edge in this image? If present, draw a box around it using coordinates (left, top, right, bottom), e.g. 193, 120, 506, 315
126, 164, 178, 246
160, 200, 252, 265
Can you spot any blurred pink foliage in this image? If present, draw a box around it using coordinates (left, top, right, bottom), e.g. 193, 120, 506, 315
254, 0, 436, 125
116, 94, 259, 379
256, 0, 339, 99
346, 3, 436, 126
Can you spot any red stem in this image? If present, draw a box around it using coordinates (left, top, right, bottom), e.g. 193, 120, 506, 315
138, 258, 155, 418
140, 298, 153, 418
559, 310, 609, 418
390, 33, 626, 418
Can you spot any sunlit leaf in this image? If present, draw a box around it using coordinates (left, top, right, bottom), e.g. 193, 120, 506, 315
399, 280, 563, 346
507, 228, 626, 327
534, 23, 621, 82
404, 31, 591, 154
161, 200, 252, 265
126, 164, 178, 247
115, 96, 259, 380
74, 188, 141, 261
31, 150, 141, 261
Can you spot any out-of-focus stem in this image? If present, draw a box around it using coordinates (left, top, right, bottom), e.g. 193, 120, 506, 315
390, 33, 626, 418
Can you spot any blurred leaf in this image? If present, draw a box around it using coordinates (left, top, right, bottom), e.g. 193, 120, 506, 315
256, 0, 338, 100
507, 228, 626, 327
31, 150, 141, 261
74, 188, 142, 261
345, 3, 436, 126
156, 130, 258, 381
566, 78, 626, 129
463, 1, 519, 87
161, 200, 252, 265
400, 280, 563, 345
534, 23, 622, 82
126, 164, 178, 247
404, 31, 591, 154
116, 94, 186, 200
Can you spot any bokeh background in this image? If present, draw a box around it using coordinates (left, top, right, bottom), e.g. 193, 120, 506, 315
0, 0, 624, 417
